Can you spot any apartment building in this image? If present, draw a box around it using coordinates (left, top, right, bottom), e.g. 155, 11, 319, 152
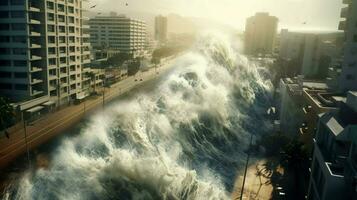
155, 15, 167, 44
245, 12, 278, 55
0, 0, 91, 110
89, 13, 147, 57
336, 0, 357, 91
307, 92, 357, 200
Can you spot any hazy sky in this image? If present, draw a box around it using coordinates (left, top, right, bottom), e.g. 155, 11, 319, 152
90, 0, 344, 31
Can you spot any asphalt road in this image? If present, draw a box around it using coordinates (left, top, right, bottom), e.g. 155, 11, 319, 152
0, 61, 174, 170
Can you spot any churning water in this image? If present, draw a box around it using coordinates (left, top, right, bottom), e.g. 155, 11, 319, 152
4, 33, 273, 200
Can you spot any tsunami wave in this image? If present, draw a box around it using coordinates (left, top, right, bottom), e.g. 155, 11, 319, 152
4, 32, 273, 200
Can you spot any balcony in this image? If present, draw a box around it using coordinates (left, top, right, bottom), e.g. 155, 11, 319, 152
32, 90, 44, 96
30, 55, 42, 60
49, 75, 57, 80
30, 66, 42, 72
31, 78, 43, 84
341, 7, 349, 18
338, 20, 346, 31
29, 19, 41, 24
29, 6, 40, 12
30, 31, 41, 36
30, 43, 41, 48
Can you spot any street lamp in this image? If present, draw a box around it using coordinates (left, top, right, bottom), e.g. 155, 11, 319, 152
240, 134, 254, 200
21, 111, 31, 168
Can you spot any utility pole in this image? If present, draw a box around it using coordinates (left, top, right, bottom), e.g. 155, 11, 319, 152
240, 134, 254, 200
22, 112, 31, 168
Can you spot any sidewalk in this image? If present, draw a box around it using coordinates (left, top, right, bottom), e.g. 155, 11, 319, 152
231, 159, 275, 200
0, 63, 172, 169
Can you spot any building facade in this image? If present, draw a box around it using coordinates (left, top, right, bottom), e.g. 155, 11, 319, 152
338, 0, 357, 91
0, 0, 91, 108
89, 14, 147, 57
245, 12, 278, 55
154, 15, 167, 44
307, 91, 357, 200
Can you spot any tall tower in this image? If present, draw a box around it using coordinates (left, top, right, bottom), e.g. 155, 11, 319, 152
0, 0, 91, 106
338, 0, 357, 91
155, 15, 167, 43
244, 12, 278, 55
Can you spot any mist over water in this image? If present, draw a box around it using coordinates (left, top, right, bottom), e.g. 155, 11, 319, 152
4, 32, 273, 200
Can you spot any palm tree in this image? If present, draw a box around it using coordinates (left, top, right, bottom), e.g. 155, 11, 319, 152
0, 97, 14, 139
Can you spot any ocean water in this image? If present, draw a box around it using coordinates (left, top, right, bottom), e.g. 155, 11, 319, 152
4, 32, 273, 200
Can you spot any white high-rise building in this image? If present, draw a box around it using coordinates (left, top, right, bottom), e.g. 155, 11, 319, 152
89, 14, 147, 57
338, 0, 357, 91
0, 0, 91, 108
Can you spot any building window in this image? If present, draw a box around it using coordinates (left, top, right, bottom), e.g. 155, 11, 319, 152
0, 60, 11, 66
14, 72, 27, 78
0, 48, 10, 55
58, 26, 66, 33
0, 36, 10, 42
68, 16, 74, 24
11, 11, 25, 18
47, 13, 54, 21
15, 84, 27, 90
68, 6, 74, 14
47, 25, 55, 32
11, 23, 26, 31
13, 60, 26, 67
48, 36, 55, 44
49, 58, 56, 65
58, 15, 65, 23
57, 4, 65, 12
59, 47, 66, 54
46, 2, 54, 10
12, 48, 26, 55
48, 47, 56, 55
59, 36, 66, 43
0, 72, 11, 78
0, 11, 9, 18
10, 0, 24, 6
0, 1, 8, 6
0, 24, 10, 30
0, 83, 12, 90
12, 36, 26, 43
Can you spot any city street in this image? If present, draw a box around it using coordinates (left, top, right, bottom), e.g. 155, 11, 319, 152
0, 62, 174, 170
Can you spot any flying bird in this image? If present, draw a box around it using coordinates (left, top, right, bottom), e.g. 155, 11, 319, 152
126, 3, 128, 6
90, 5, 97, 8
302, 22, 307, 25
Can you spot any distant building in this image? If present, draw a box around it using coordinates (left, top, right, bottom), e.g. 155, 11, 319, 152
155, 15, 167, 43
245, 12, 278, 55
89, 14, 147, 57
0, 0, 91, 110
279, 30, 342, 79
307, 91, 357, 200
337, 0, 357, 91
